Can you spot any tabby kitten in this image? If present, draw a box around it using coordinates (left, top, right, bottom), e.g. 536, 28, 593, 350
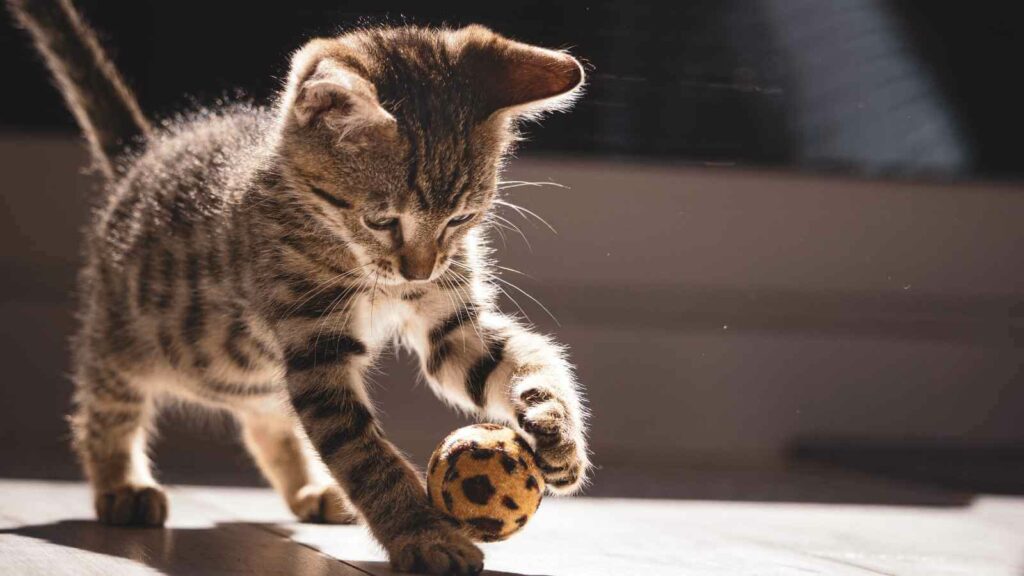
10, 0, 589, 573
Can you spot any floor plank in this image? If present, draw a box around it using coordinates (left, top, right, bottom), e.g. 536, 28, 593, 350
1, 480, 1022, 575
0, 481, 365, 576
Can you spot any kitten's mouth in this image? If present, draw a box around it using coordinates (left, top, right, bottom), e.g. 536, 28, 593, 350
368, 259, 452, 287
365, 264, 404, 287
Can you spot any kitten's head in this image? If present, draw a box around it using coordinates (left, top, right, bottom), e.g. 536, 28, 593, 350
273, 25, 583, 285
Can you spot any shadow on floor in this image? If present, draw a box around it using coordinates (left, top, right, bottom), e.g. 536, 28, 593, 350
1, 521, 335, 576
0, 520, 543, 576
353, 561, 546, 576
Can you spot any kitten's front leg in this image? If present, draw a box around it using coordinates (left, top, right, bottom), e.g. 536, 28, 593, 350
414, 298, 590, 493
283, 331, 482, 575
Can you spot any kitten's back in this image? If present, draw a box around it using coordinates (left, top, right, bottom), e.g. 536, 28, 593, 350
94, 106, 274, 261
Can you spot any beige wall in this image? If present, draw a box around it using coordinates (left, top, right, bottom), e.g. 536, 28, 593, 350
1, 136, 1021, 478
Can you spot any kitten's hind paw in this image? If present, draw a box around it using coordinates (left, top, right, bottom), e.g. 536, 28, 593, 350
95, 485, 168, 527
292, 484, 358, 524
389, 525, 484, 576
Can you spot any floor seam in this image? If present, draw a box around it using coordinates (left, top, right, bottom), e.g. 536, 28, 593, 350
175, 487, 382, 576
246, 521, 381, 576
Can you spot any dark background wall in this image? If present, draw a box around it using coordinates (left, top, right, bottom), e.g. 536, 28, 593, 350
1, 1, 1022, 495
3, 0, 1023, 177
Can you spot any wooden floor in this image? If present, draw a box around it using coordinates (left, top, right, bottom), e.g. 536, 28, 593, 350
1, 480, 1022, 575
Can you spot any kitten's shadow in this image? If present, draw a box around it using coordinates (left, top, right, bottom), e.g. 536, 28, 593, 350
353, 561, 550, 576
1, 520, 544, 576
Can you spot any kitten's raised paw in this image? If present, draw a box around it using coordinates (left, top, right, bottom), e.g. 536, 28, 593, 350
95, 485, 168, 527
292, 484, 358, 524
515, 392, 590, 494
389, 527, 484, 576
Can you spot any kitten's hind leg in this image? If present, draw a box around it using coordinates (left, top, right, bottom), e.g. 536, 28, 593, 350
70, 368, 167, 527
239, 411, 358, 524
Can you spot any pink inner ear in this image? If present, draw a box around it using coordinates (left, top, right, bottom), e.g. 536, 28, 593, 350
461, 33, 584, 113
294, 80, 356, 126
501, 52, 583, 109
291, 62, 395, 135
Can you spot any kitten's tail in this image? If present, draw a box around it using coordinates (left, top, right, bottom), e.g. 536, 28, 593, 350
8, 0, 150, 179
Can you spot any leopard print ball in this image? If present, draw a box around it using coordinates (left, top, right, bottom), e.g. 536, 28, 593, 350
427, 424, 544, 542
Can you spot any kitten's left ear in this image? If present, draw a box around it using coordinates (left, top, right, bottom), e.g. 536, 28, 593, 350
454, 25, 585, 117
284, 41, 396, 138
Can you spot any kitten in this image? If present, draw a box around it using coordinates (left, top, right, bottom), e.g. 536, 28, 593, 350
10, 0, 590, 573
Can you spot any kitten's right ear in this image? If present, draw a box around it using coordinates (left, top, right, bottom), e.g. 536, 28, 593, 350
453, 25, 585, 118
284, 43, 395, 137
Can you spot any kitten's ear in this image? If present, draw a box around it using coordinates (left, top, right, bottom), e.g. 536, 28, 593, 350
455, 25, 585, 117
286, 47, 395, 137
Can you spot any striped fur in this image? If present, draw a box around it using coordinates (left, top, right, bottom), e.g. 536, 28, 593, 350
12, 2, 588, 574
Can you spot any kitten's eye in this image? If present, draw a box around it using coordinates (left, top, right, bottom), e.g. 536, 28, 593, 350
364, 215, 399, 231
447, 213, 475, 227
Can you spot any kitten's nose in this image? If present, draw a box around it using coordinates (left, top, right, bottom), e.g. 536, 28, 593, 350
398, 249, 436, 281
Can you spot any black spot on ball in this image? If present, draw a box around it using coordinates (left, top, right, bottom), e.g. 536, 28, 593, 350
462, 475, 496, 505
470, 448, 494, 460
525, 475, 539, 491
442, 490, 454, 512
446, 448, 465, 469
466, 516, 504, 536
515, 515, 528, 527
502, 496, 519, 510
444, 465, 461, 483
500, 453, 518, 474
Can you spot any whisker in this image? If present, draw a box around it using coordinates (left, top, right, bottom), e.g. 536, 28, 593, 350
484, 216, 509, 248
496, 180, 568, 191
438, 273, 471, 356
333, 280, 365, 337
486, 272, 560, 327
444, 268, 488, 351
490, 214, 532, 251
494, 264, 531, 278
369, 269, 381, 335
453, 263, 531, 325
494, 199, 558, 234
311, 276, 366, 363
281, 261, 373, 318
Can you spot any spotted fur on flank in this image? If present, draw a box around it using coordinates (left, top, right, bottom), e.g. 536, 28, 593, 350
10, 1, 590, 574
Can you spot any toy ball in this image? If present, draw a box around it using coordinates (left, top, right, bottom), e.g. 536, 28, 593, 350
427, 424, 544, 542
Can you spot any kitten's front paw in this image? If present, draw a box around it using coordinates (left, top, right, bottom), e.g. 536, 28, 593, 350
95, 485, 168, 527
388, 521, 484, 576
291, 484, 359, 524
515, 388, 589, 494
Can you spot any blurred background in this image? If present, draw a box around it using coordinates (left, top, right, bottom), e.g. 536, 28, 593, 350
1, 0, 1021, 503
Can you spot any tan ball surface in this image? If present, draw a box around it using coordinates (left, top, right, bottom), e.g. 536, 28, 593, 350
427, 424, 544, 542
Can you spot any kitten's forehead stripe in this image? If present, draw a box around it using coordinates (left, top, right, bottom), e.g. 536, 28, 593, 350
403, 128, 431, 210
355, 29, 495, 211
